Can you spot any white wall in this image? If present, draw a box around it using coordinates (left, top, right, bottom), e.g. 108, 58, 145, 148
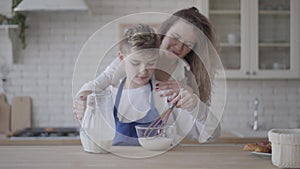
0, 0, 199, 127
0, 0, 299, 130
223, 80, 300, 130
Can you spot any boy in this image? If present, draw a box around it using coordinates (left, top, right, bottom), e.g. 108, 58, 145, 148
77, 24, 202, 147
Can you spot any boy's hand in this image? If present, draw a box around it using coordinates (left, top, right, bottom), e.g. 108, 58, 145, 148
73, 91, 92, 121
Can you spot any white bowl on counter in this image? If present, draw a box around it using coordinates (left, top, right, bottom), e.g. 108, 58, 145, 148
268, 129, 300, 168
135, 125, 175, 151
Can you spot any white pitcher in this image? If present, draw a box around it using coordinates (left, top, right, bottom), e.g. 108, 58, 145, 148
80, 90, 115, 153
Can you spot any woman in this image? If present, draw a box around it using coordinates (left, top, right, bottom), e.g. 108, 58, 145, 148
156, 6, 219, 106
74, 7, 221, 143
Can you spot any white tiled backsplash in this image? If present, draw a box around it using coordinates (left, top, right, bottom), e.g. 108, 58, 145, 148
0, 0, 299, 131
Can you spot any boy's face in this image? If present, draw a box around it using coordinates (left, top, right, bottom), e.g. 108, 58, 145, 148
121, 50, 157, 88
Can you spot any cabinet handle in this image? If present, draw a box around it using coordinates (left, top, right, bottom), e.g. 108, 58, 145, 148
246, 71, 250, 75
252, 71, 257, 75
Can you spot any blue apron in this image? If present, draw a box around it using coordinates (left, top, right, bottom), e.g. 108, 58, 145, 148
113, 78, 160, 146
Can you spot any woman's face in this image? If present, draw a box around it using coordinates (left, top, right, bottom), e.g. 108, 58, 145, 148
160, 20, 197, 59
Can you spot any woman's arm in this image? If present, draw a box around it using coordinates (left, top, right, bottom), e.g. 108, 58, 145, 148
188, 100, 221, 143
73, 58, 120, 121
155, 61, 197, 98
76, 57, 120, 97
172, 96, 221, 143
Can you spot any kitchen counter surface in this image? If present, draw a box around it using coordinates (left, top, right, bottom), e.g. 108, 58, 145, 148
0, 132, 268, 145
0, 137, 268, 145
0, 144, 275, 169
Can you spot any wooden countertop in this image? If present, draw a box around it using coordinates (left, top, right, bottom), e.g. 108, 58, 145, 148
0, 132, 268, 145
0, 137, 268, 145
0, 144, 275, 169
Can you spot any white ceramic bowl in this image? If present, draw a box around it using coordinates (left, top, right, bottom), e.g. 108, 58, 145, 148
268, 129, 300, 168
135, 125, 175, 151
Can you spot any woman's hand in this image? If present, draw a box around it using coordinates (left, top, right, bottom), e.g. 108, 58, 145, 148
155, 80, 192, 97
168, 89, 198, 112
73, 90, 92, 121
155, 80, 181, 96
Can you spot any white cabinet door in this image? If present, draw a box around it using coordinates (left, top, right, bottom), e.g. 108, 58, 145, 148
202, 0, 300, 79
250, 0, 300, 79
207, 0, 250, 78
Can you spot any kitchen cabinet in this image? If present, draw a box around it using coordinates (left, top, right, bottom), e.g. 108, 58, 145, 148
199, 0, 300, 79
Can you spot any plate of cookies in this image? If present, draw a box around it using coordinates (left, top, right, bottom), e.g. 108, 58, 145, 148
250, 151, 271, 159
243, 140, 272, 159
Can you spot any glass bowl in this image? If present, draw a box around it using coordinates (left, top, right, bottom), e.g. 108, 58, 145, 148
135, 125, 175, 151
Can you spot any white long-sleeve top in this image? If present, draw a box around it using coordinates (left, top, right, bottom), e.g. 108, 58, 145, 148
77, 58, 221, 143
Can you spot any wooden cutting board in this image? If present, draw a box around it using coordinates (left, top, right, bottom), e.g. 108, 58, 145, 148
11, 96, 31, 132
0, 94, 10, 133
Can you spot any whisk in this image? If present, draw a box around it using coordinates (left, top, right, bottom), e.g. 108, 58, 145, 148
144, 92, 180, 137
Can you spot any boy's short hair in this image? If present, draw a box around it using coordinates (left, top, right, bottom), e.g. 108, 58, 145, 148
121, 24, 159, 54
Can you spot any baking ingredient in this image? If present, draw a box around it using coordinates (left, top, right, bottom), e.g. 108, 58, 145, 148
138, 137, 172, 150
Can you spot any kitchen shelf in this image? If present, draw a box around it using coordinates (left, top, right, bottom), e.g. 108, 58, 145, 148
259, 43, 290, 47
220, 43, 241, 47
259, 10, 290, 15
209, 10, 240, 15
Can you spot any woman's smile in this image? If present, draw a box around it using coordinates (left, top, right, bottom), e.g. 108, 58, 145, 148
170, 48, 181, 56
